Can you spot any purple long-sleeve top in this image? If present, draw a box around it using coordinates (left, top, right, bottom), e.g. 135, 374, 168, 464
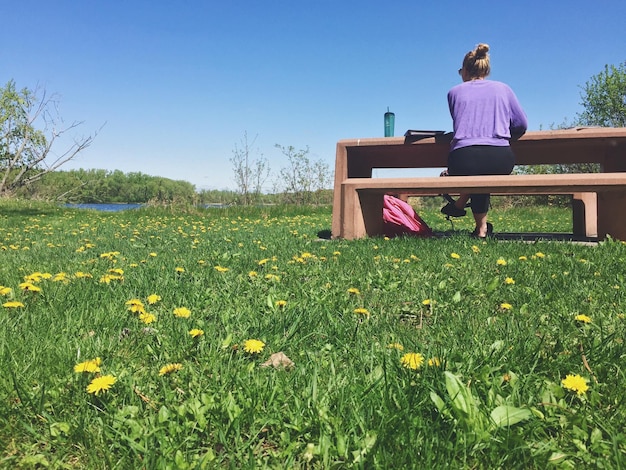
447, 79, 528, 151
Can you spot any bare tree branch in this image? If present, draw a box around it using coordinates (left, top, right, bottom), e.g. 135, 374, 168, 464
0, 80, 101, 195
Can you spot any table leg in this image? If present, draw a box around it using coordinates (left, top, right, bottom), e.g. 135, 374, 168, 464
572, 193, 597, 238
597, 191, 626, 240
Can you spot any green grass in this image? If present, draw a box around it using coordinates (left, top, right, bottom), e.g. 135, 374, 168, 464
1, 201, 625, 468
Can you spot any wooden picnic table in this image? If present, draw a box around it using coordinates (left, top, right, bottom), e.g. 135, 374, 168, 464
331, 127, 626, 239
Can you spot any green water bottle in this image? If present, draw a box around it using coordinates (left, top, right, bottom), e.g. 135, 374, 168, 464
384, 107, 395, 137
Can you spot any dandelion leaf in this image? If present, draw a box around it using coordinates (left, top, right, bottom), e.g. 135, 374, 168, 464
158, 406, 170, 424
430, 391, 447, 413
590, 427, 603, 445
221, 333, 233, 350
548, 452, 568, 464
486, 276, 500, 293
50, 422, 70, 437
444, 371, 477, 419
490, 405, 532, 428
352, 431, 377, 463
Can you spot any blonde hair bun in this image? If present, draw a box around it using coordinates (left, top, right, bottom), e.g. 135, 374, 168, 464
462, 43, 491, 79
475, 43, 490, 58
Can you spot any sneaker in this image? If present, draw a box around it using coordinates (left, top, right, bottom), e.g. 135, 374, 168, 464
441, 202, 466, 218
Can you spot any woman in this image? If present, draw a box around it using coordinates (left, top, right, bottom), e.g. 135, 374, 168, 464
441, 43, 528, 238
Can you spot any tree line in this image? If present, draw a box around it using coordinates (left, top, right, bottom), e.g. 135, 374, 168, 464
14, 168, 197, 204
11, 167, 334, 206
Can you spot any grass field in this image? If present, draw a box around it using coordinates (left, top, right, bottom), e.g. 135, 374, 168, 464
1, 200, 625, 468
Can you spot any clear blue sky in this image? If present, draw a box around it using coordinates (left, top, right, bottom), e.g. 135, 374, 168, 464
2, 1, 625, 191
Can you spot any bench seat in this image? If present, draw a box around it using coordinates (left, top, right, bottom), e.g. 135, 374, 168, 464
338, 173, 626, 240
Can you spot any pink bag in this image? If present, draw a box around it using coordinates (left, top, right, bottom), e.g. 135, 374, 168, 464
383, 194, 433, 238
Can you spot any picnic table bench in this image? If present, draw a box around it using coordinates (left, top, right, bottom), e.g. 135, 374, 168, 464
331, 127, 626, 240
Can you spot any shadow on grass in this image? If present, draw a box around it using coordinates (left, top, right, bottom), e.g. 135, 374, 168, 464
317, 229, 332, 240
0, 203, 64, 218
434, 230, 599, 244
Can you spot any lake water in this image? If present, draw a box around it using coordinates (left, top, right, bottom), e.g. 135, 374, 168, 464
65, 203, 143, 212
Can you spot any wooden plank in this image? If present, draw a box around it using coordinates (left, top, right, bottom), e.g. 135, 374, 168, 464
342, 173, 626, 194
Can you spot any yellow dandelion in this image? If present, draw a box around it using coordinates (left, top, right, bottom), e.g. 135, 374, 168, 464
387, 343, 404, 351
258, 258, 270, 266
131, 305, 146, 314
575, 314, 592, 324
52, 272, 69, 283
518, 255, 528, 261
535, 252, 545, 258
561, 374, 589, 395
74, 272, 93, 279
99, 274, 123, 284
214, 265, 229, 273
422, 299, 432, 306
496, 258, 507, 266
86, 375, 116, 395
248, 270, 258, 277
175, 267, 185, 273
159, 363, 183, 376
3, 301, 24, 308
147, 294, 162, 305
347, 287, 360, 295
0, 286, 12, 296
149, 252, 157, 257
450, 253, 460, 259
353, 307, 370, 316
428, 357, 441, 367
126, 299, 145, 314
400, 352, 425, 370
275, 300, 287, 307
189, 328, 204, 338
19, 282, 41, 292
139, 312, 156, 324
108, 268, 124, 275
504, 277, 515, 285
500, 302, 513, 310
243, 339, 265, 354
74, 357, 102, 373
173, 307, 191, 318
471, 245, 481, 253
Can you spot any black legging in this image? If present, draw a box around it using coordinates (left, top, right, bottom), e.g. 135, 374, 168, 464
447, 145, 515, 213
